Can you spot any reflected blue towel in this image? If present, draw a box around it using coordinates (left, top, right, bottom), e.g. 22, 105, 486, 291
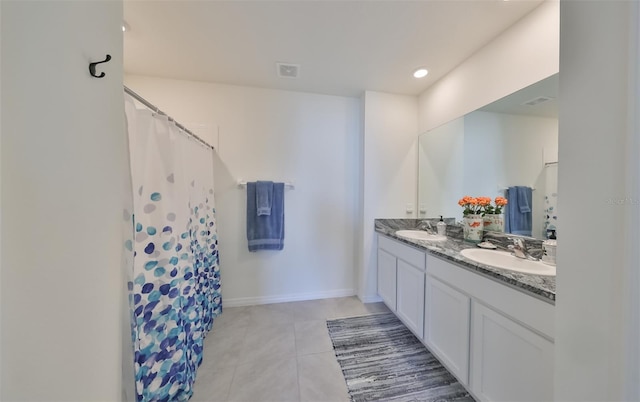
247, 182, 285, 251
256, 181, 273, 216
517, 186, 531, 213
505, 186, 532, 236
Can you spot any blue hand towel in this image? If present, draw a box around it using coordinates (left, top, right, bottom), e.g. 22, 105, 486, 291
517, 186, 532, 213
505, 186, 532, 236
247, 182, 285, 251
256, 181, 273, 216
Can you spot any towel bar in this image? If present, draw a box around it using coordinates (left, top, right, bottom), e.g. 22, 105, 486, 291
237, 180, 295, 190
499, 186, 535, 192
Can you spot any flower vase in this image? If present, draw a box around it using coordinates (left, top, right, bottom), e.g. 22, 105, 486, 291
483, 213, 504, 232
463, 214, 484, 243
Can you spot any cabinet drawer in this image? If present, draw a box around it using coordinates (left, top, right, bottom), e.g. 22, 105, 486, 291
378, 235, 426, 270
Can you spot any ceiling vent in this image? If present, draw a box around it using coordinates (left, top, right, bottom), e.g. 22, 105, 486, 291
276, 63, 300, 79
522, 96, 554, 106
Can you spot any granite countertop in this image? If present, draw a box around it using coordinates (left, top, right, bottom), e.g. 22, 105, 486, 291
375, 219, 556, 304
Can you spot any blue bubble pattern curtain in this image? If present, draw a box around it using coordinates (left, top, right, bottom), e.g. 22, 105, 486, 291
125, 95, 222, 402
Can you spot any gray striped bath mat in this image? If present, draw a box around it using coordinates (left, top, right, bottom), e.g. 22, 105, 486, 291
327, 313, 474, 402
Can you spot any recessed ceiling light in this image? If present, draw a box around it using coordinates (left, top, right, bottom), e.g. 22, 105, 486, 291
413, 68, 429, 78
122, 22, 130, 32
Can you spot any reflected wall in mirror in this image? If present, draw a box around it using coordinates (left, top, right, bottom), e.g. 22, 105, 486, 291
418, 74, 558, 240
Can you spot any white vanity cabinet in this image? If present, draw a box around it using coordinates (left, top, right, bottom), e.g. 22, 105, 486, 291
424, 274, 471, 385
426, 254, 555, 402
376, 233, 555, 402
377, 235, 426, 338
470, 302, 554, 402
377, 248, 397, 311
396, 260, 425, 338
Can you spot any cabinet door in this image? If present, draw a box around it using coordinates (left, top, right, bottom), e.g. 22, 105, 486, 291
377, 249, 397, 311
396, 260, 425, 338
471, 302, 554, 402
424, 275, 471, 385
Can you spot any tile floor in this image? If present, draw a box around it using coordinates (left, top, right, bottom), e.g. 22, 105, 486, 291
192, 296, 390, 402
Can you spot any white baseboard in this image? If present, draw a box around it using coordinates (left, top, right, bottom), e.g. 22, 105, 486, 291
359, 294, 383, 304
223, 288, 356, 307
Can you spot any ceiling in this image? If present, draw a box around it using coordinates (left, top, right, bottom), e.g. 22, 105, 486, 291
124, 0, 544, 98
479, 73, 558, 118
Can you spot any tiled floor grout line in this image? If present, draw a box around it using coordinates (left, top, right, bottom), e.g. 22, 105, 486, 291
193, 297, 389, 402
292, 320, 302, 402
220, 365, 237, 402
224, 324, 249, 401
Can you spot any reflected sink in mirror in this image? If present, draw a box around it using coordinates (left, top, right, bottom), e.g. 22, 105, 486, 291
460, 248, 556, 276
395, 230, 447, 242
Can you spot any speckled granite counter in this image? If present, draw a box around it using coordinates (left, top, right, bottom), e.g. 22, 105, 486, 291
375, 219, 556, 304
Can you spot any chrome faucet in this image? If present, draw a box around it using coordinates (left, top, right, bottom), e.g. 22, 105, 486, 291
509, 237, 539, 261
417, 220, 436, 234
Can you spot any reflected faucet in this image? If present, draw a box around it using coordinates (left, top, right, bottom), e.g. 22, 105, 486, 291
509, 237, 539, 261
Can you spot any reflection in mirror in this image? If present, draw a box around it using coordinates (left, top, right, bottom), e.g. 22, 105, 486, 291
418, 74, 558, 240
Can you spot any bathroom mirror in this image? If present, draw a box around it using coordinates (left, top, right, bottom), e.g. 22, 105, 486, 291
418, 74, 558, 240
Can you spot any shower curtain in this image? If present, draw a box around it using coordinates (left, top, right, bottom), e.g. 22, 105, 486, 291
125, 95, 222, 402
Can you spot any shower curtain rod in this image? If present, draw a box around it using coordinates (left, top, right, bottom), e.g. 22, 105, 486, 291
124, 86, 215, 151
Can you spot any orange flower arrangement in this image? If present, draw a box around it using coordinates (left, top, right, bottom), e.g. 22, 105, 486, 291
458, 196, 488, 215
458, 196, 507, 216
485, 196, 508, 215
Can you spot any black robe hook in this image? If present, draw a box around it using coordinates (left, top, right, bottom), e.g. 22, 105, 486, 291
89, 54, 111, 78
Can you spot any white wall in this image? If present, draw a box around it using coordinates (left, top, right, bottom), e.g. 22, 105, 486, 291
418, 117, 465, 219
419, 112, 557, 238
125, 75, 360, 306
1, 1, 132, 400
464, 111, 557, 238
0, 3, 3, 398
418, 0, 559, 133
359, 91, 418, 301
555, 1, 640, 400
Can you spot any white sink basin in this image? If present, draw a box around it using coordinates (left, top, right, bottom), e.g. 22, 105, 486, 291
395, 230, 447, 242
460, 248, 556, 276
